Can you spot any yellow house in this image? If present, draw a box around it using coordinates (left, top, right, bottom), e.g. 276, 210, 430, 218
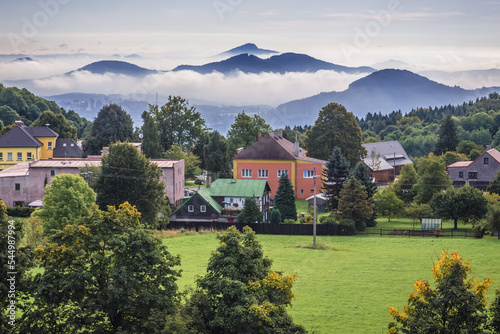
0, 121, 58, 170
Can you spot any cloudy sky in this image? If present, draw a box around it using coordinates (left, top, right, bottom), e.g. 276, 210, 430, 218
1, 0, 499, 106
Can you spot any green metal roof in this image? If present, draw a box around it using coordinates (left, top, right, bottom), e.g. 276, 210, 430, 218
197, 188, 222, 214
206, 179, 270, 198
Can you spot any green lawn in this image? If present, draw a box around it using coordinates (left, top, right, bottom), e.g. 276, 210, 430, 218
163, 233, 500, 334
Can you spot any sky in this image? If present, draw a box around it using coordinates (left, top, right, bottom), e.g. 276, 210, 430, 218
1, 0, 500, 106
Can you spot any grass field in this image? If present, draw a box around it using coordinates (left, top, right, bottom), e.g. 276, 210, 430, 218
163, 231, 500, 334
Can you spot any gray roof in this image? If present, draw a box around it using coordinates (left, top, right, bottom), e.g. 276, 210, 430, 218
0, 126, 43, 147
53, 139, 82, 158
362, 141, 412, 171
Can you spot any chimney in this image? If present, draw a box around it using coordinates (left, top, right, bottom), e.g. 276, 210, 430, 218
236, 147, 244, 155
487, 145, 492, 151
294, 134, 299, 156
14, 120, 24, 127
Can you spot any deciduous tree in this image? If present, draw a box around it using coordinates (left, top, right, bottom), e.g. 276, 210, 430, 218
32, 109, 77, 140
95, 142, 166, 228
413, 155, 452, 204
21, 203, 181, 333
141, 108, 162, 159
375, 188, 405, 222
83, 104, 135, 155
392, 164, 418, 204
150, 95, 208, 152
388, 250, 492, 333
273, 173, 297, 221
429, 185, 487, 230
33, 173, 96, 234
226, 111, 272, 155
305, 103, 365, 165
487, 170, 500, 196
163, 144, 202, 180
485, 203, 500, 239
186, 226, 306, 333
204, 131, 232, 179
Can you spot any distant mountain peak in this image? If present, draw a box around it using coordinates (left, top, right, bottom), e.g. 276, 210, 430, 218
72, 60, 155, 77
217, 43, 279, 58
10, 57, 35, 63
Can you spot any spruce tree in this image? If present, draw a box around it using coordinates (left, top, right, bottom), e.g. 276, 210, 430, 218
350, 161, 377, 226
323, 147, 350, 211
274, 173, 297, 221
434, 115, 458, 155
141, 109, 163, 159
237, 197, 262, 223
335, 178, 373, 231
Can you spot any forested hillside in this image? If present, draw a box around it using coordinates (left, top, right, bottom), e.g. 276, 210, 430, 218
358, 93, 500, 157
0, 84, 90, 138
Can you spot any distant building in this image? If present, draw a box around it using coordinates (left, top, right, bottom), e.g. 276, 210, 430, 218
447, 148, 500, 190
233, 131, 326, 199
169, 178, 271, 223
0, 121, 59, 170
0, 158, 184, 207
362, 141, 412, 184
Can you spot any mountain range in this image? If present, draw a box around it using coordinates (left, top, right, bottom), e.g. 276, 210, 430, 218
2, 43, 500, 132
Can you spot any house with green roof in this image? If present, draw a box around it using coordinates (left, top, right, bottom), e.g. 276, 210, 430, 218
169, 178, 271, 223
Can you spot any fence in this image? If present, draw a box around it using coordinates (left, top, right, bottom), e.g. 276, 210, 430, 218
361, 228, 476, 238
165, 221, 356, 236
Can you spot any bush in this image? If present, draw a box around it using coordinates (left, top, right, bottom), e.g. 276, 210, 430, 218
474, 225, 484, 238
355, 220, 366, 232
339, 219, 357, 235
284, 218, 297, 224
7, 206, 35, 217
319, 216, 336, 225
270, 208, 281, 224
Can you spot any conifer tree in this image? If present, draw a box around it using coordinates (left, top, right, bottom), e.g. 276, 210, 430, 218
237, 197, 262, 223
434, 115, 458, 155
323, 147, 350, 211
141, 109, 162, 159
335, 178, 373, 231
274, 173, 297, 221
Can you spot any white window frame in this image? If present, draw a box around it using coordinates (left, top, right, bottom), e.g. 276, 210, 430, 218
258, 169, 268, 178
48, 141, 53, 150
8, 152, 13, 161
242, 169, 252, 178
200, 205, 207, 213
17, 152, 22, 161
188, 205, 194, 212
0, 152, 3, 161
27, 152, 32, 160
277, 169, 288, 177
303, 170, 314, 178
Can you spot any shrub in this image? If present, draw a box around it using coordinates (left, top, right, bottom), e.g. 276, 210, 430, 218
284, 218, 297, 224
7, 206, 35, 217
270, 208, 281, 224
339, 219, 357, 235
319, 216, 336, 225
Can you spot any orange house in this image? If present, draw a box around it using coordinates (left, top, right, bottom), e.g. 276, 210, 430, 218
232, 131, 327, 199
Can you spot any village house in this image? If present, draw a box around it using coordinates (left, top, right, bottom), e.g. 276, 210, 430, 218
169, 178, 271, 222
0, 158, 185, 207
447, 148, 500, 190
232, 131, 326, 200
362, 141, 413, 184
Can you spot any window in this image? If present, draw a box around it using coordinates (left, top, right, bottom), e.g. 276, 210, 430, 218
200, 205, 207, 213
468, 172, 478, 179
50, 169, 56, 176
300, 189, 304, 194
303, 170, 314, 178
484, 157, 489, 164
8, 153, 12, 161
0, 153, 2, 161
15, 183, 20, 191
258, 169, 268, 178
242, 169, 252, 178
188, 205, 194, 212
311, 189, 314, 193
27, 152, 32, 160
458, 171, 463, 178
277, 169, 288, 177
17, 152, 22, 161
48, 142, 53, 150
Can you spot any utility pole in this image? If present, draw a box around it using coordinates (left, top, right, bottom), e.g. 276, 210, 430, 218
313, 166, 317, 246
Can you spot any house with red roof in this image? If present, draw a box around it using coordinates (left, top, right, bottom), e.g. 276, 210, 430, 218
232, 131, 327, 199
447, 148, 500, 190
